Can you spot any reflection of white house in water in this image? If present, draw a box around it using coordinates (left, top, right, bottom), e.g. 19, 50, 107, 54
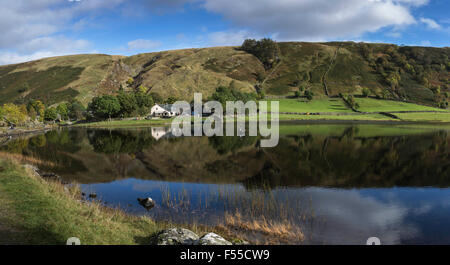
151, 127, 169, 140
151, 127, 182, 141
150, 104, 180, 118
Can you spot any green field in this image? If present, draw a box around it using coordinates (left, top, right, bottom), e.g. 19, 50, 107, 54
354, 98, 445, 112
277, 113, 394, 121
268, 98, 353, 113
395, 112, 450, 123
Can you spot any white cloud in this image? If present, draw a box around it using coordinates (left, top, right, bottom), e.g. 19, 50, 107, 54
420, 17, 442, 30
0, 0, 124, 65
127, 39, 162, 51
0, 35, 95, 65
208, 30, 260, 46
201, 0, 423, 40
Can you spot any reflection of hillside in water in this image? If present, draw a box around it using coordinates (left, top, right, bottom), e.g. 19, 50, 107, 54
1, 126, 449, 188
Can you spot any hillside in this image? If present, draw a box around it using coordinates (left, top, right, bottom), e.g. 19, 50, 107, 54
0, 42, 449, 107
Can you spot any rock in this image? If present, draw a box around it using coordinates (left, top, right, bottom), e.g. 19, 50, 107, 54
197, 233, 232, 245
137, 197, 155, 210
156, 228, 199, 245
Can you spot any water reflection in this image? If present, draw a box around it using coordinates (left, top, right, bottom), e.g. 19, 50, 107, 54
0, 125, 449, 244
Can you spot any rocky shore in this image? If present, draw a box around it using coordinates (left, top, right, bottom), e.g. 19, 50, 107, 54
22, 164, 242, 245
155, 228, 249, 245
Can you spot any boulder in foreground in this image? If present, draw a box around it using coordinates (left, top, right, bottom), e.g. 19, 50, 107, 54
197, 233, 232, 245
156, 228, 199, 245
155, 228, 233, 245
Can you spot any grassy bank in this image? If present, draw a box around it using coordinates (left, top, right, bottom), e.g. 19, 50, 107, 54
0, 158, 212, 245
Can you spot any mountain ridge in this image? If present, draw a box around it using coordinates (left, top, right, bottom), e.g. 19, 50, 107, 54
0, 41, 448, 108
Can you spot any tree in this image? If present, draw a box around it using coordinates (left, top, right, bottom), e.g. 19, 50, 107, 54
28, 107, 37, 121
44, 107, 58, 121
257, 90, 266, 100
211, 86, 237, 106
165, 96, 178, 105
56, 103, 69, 120
135, 92, 154, 116
240, 38, 280, 69
27, 100, 45, 122
137, 85, 148, 94
1, 103, 27, 125
68, 100, 86, 120
345, 94, 360, 109
304, 90, 314, 101
117, 92, 138, 117
362, 87, 370, 97
88, 95, 121, 120
241, 39, 257, 53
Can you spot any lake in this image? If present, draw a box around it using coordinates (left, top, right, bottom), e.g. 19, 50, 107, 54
1, 123, 449, 244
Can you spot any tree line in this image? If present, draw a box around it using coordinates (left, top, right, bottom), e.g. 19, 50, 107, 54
0, 99, 86, 127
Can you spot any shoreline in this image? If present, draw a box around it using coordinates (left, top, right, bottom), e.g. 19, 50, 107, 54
0, 126, 55, 139
74, 117, 450, 129
0, 158, 244, 245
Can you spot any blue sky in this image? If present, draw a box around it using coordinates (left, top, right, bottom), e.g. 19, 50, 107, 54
0, 0, 448, 65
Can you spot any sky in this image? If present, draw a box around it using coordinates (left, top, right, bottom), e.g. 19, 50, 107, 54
0, 0, 448, 65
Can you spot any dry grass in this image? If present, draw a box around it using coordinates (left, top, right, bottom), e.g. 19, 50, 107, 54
0, 152, 56, 168
157, 184, 311, 245
222, 211, 304, 244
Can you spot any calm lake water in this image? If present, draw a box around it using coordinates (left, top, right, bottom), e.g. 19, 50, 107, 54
2, 124, 449, 244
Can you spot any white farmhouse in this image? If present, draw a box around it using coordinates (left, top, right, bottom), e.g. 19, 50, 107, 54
149, 104, 180, 118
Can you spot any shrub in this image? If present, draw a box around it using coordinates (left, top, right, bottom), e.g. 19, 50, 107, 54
362, 88, 370, 97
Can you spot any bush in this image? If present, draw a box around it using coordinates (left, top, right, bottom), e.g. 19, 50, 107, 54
362, 88, 370, 97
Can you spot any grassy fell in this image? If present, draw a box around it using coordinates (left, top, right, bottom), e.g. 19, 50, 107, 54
0, 42, 448, 108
